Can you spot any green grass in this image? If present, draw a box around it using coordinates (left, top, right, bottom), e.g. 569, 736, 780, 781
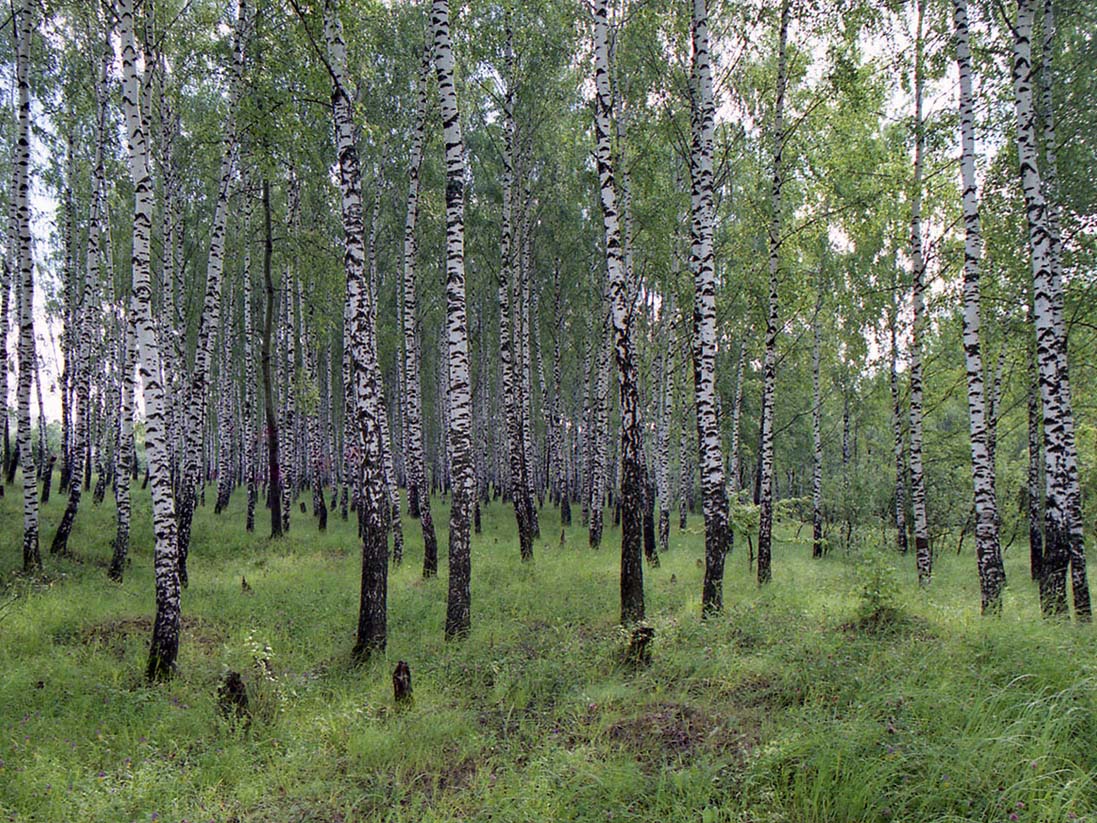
1, 476, 1095, 822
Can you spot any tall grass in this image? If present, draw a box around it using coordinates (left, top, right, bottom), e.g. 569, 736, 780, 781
1, 476, 1094, 821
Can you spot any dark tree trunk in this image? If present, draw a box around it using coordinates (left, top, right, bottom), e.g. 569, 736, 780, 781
261, 179, 283, 539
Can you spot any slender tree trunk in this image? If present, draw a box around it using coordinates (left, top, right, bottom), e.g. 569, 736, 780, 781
499, 33, 535, 562
811, 288, 823, 558
690, 0, 731, 611
1026, 304, 1043, 581
908, 0, 932, 584
52, 45, 111, 557
890, 297, 909, 555
214, 285, 235, 514
1011, 0, 1075, 617
401, 44, 438, 576
242, 168, 258, 533
261, 178, 283, 540
589, 304, 611, 548
109, 301, 137, 581
1038, 0, 1090, 621
757, 0, 790, 586
176, 5, 247, 585
954, 0, 1004, 612
432, 0, 476, 639
593, 0, 644, 625
324, 0, 390, 659
654, 301, 672, 554
120, 0, 181, 679
13, 0, 39, 572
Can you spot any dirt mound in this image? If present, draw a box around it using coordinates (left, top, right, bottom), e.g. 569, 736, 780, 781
605, 701, 752, 766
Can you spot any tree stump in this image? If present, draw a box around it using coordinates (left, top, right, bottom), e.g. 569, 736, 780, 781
624, 626, 655, 667
217, 670, 250, 725
393, 660, 412, 707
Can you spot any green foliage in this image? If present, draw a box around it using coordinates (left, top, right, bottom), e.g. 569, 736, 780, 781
851, 546, 901, 629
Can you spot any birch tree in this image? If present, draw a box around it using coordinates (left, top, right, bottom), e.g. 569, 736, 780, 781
689, 0, 730, 613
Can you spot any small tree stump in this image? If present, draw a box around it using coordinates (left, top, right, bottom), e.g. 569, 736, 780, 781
624, 626, 655, 667
217, 670, 250, 725
393, 660, 413, 707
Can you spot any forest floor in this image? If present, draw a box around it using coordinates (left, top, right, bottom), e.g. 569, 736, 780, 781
1, 479, 1095, 823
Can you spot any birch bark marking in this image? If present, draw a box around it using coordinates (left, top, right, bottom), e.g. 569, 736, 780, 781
908, 0, 931, 585
689, 0, 730, 612
499, 27, 535, 562
323, 0, 389, 659
889, 293, 908, 555
401, 45, 439, 576
177, 0, 248, 585
954, 0, 1004, 612
1038, 0, 1090, 620
811, 287, 823, 558
13, 0, 39, 572
242, 169, 258, 533
593, 0, 645, 624
1011, 0, 1074, 617
119, 0, 181, 679
432, 0, 476, 639
757, 0, 790, 586
108, 301, 137, 581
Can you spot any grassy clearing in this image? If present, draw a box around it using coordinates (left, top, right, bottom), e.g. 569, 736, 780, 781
1, 479, 1095, 822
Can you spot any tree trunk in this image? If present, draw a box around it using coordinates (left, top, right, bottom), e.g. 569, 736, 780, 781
261, 177, 282, 540
242, 167, 258, 533
431, 0, 476, 640
757, 0, 790, 586
1011, 0, 1076, 617
401, 44, 438, 577
499, 31, 535, 562
1026, 304, 1043, 581
120, 0, 182, 680
109, 298, 137, 581
13, 0, 39, 573
811, 287, 823, 558
908, 0, 931, 585
954, 0, 1004, 613
593, 0, 644, 625
690, 0, 731, 611
1038, 0, 1090, 621
324, 0, 390, 659
176, 4, 247, 585
890, 297, 908, 555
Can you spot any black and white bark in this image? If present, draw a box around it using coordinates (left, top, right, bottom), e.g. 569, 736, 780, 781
401, 45, 439, 576
811, 287, 823, 558
1010, 0, 1079, 617
13, 0, 39, 572
120, 0, 181, 679
241, 169, 258, 533
757, 0, 790, 586
176, 0, 248, 585
324, 0, 389, 659
499, 33, 535, 562
593, 0, 644, 624
432, 0, 476, 639
954, 0, 1004, 612
1038, 0, 1090, 620
908, 0, 931, 585
109, 298, 137, 581
689, 0, 731, 612
889, 291, 908, 555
